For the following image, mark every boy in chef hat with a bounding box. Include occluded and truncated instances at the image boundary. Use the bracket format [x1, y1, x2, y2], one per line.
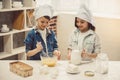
[25, 5, 60, 60]
[68, 4, 101, 60]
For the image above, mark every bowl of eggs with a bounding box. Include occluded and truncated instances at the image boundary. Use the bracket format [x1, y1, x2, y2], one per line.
[41, 56, 57, 67]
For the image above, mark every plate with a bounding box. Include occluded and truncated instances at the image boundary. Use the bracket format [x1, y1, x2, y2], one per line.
[69, 60, 93, 65]
[80, 60, 93, 64]
[66, 69, 80, 74]
[84, 71, 95, 77]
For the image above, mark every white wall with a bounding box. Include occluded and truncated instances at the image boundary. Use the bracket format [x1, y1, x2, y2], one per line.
[95, 17, 120, 61]
[90, 0, 120, 16]
[57, 14, 120, 61]
[57, 13, 75, 60]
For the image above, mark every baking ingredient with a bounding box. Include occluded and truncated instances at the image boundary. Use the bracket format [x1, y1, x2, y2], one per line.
[66, 64, 80, 74]
[41, 56, 57, 67]
[84, 71, 95, 77]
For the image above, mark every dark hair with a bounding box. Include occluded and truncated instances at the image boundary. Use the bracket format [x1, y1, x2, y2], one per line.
[75, 17, 95, 31]
[51, 16, 57, 19]
[44, 16, 50, 20]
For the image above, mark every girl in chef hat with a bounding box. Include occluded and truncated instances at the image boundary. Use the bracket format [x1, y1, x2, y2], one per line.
[68, 4, 101, 60]
[24, 5, 60, 60]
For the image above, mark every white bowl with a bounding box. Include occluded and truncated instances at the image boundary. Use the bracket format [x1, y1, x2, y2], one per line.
[66, 64, 80, 74]
[12, 5, 23, 8]
[13, 2, 22, 5]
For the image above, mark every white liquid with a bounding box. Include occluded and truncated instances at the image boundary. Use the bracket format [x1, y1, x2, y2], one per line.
[71, 50, 81, 65]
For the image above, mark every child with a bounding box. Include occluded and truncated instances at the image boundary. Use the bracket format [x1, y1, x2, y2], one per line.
[24, 5, 60, 60]
[68, 5, 101, 60]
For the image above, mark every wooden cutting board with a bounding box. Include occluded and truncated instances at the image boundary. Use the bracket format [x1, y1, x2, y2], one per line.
[13, 11, 24, 30]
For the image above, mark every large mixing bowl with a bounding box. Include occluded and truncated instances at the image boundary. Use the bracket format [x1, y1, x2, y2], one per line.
[41, 56, 57, 67]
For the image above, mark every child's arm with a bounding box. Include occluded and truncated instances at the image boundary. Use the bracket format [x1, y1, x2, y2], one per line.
[26, 42, 43, 57]
[52, 32, 61, 59]
[87, 53, 97, 58]
[81, 35, 101, 59]
[67, 48, 72, 60]
[81, 49, 97, 59]
[94, 34, 101, 54]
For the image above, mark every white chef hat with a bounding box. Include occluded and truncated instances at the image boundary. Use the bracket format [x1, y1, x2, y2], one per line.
[34, 4, 54, 20]
[76, 4, 94, 26]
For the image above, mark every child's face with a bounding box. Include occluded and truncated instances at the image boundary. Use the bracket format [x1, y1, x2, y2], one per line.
[37, 17, 49, 30]
[76, 18, 89, 32]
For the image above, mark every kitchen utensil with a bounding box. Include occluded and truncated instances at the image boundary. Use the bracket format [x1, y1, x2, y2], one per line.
[13, 12, 24, 30]
[12, 1, 23, 8]
[10, 61, 33, 77]
[84, 71, 95, 77]
[71, 50, 82, 65]
[96, 53, 109, 74]
[1, 24, 10, 32]
[41, 56, 57, 67]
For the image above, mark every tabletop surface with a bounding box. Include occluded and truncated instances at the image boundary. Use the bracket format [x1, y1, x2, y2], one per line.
[0, 60, 120, 80]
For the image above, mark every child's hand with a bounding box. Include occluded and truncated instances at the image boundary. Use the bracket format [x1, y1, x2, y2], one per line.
[81, 49, 88, 58]
[36, 42, 43, 52]
[67, 53, 71, 60]
[53, 50, 61, 60]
